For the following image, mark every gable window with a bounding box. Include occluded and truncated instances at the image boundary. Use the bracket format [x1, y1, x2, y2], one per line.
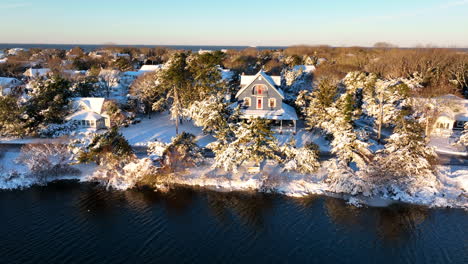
[253, 85, 267, 96]
[244, 97, 251, 107]
[269, 98, 276, 108]
[257, 98, 263, 109]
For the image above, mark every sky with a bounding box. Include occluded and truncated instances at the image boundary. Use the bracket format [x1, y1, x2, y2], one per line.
[0, 0, 467, 47]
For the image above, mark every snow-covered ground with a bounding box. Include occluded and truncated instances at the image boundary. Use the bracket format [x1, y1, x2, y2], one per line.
[429, 136, 468, 156]
[120, 112, 331, 151]
[120, 112, 215, 147]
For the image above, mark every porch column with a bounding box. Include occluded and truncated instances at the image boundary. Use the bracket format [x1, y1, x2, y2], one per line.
[293, 120, 296, 134]
[280, 120, 283, 134]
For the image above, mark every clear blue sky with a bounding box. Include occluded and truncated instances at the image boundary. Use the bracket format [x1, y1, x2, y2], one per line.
[1, 0, 467, 47]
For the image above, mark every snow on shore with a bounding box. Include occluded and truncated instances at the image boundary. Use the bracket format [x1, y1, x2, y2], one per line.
[1, 144, 466, 209]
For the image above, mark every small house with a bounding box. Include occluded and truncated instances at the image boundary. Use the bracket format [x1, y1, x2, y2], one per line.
[66, 97, 110, 130]
[0, 77, 22, 96]
[432, 94, 468, 137]
[233, 70, 298, 132]
[24, 68, 51, 79]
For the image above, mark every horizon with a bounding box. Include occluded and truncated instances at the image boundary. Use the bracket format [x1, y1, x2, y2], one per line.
[1, 0, 467, 47]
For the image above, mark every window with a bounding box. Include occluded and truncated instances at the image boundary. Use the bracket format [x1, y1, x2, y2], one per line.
[254, 85, 267, 96]
[257, 98, 263, 109]
[244, 97, 251, 107]
[269, 98, 276, 108]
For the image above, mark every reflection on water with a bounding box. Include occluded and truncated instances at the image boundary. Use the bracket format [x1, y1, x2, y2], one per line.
[0, 181, 466, 264]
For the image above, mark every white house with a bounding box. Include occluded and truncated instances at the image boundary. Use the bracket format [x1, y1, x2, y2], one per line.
[432, 94, 468, 137]
[24, 68, 51, 78]
[0, 77, 22, 96]
[66, 97, 110, 130]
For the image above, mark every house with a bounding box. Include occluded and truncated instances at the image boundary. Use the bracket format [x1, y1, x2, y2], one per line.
[66, 97, 110, 130]
[293, 65, 316, 73]
[432, 94, 468, 137]
[233, 70, 298, 132]
[24, 68, 51, 78]
[0, 77, 22, 96]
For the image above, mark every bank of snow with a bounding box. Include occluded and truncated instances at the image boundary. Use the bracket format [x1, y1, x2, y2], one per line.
[1, 147, 466, 209]
[159, 160, 467, 209]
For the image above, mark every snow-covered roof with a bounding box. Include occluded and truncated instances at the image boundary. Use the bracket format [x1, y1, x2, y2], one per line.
[139, 64, 163, 73]
[71, 97, 105, 114]
[63, 70, 87, 76]
[293, 65, 316, 73]
[0, 77, 21, 87]
[66, 110, 104, 121]
[218, 67, 234, 81]
[432, 94, 468, 122]
[98, 69, 121, 78]
[240, 70, 281, 87]
[0, 58, 7, 64]
[232, 102, 298, 120]
[24, 68, 51, 77]
[237, 70, 284, 99]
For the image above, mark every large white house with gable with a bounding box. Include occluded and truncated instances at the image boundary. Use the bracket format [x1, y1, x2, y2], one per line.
[232, 70, 298, 133]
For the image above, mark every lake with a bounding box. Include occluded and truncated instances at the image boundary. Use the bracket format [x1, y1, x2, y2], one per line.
[0, 181, 466, 264]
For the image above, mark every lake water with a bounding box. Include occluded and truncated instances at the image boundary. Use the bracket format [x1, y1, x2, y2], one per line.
[0, 181, 466, 264]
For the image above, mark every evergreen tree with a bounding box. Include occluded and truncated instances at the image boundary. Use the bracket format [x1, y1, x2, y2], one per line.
[161, 132, 203, 172]
[77, 127, 134, 165]
[0, 95, 26, 136]
[152, 52, 193, 134]
[184, 94, 232, 134]
[374, 116, 437, 180]
[209, 118, 280, 172]
[25, 75, 72, 129]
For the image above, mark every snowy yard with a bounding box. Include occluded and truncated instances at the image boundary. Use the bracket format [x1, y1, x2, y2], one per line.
[120, 112, 215, 147]
[120, 112, 331, 151]
[429, 136, 468, 156]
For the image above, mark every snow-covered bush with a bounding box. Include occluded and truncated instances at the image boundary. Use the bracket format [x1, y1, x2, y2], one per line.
[282, 139, 320, 174]
[86, 157, 157, 190]
[147, 140, 167, 162]
[161, 132, 203, 172]
[16, 143, 79, 183]
[39, 122, 78, 138]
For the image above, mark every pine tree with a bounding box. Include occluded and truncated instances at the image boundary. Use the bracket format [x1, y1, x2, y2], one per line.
[209, 118, 281, 172]
[375, 116, 437, 180]
[0, 95, 26, 136]
[152, 52, 192, 134]
[25, 75, 72, 130]
[161, 132, 203, 172]
[184, 94, 232, 134]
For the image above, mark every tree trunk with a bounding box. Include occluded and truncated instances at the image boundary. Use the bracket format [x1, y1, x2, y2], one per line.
[377, 92, 384, 143]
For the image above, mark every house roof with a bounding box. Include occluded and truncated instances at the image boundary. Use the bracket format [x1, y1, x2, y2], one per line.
[66, 110, 104, 121]
[433, 94, 468, 122]
[0, 77, 20, 87]
[236, 70, 284, 99]
[139, 64, 163, 72]
[71, 97, 105, 114]
[24, 68, 51, 77]
[293, 65, 316, 73]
